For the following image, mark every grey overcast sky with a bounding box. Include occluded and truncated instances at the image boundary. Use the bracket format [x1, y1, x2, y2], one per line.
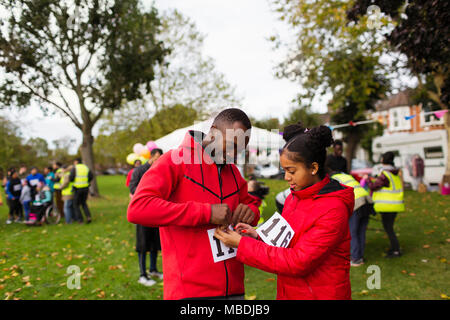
[1, 0, 312, 150]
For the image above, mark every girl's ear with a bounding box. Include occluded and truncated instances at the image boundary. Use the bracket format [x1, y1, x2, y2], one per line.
[310, 162, 319, 176]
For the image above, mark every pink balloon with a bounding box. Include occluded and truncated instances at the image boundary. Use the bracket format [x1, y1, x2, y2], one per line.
[133, 143, 145, 155]
[146, 141, 158, 151]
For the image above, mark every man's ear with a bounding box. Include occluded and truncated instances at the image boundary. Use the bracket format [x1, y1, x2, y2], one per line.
[204, 130, 215, 144]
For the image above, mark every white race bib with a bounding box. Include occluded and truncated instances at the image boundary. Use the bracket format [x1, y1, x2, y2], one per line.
[13, 184, 22, 192]
[207, 227, 237, 263]
[29, 179, 39, 186]
[256, 212, 295, 248]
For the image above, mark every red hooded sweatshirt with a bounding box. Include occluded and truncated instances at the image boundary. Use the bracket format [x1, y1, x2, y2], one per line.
[237, 175, 354, 300]
[127, 130, 260, 300]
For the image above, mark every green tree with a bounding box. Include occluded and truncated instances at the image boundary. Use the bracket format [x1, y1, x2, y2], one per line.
[270, 0, 390, 166]
[348, 0, 450, 180]
[325, 47, 389, 169]
[93, 9, 241, 167]
[94, 104, 198, 167]
[250, 117, 282, 131]
[27, 137, 49, 159]
[0, 116, 55, 173]
[0, 116, 24, 173]
[282, 105, 321, 129]
[0, 0, 167, 195]
[140, 9, 241, 118]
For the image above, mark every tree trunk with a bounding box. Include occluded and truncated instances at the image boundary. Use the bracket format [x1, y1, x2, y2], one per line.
[344, 132, 359, 173]
[80, 126, 100, 197]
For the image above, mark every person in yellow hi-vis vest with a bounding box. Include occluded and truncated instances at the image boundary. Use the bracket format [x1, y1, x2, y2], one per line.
[69, 158, 93, 224]
[60, 165, 75, 224]
[326, 161, 376, 267]
[363, 151, 404, 259]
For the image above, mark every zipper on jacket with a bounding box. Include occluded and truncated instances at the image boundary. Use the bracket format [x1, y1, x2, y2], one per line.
[217, 165, 229, 297]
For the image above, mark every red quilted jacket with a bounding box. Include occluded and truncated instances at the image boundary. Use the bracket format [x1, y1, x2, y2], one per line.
[237, 175, 354, 300]
[127, 130, 260, 300]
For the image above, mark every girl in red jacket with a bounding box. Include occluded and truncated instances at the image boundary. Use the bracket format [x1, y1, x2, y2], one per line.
[215, 122, 355, 300]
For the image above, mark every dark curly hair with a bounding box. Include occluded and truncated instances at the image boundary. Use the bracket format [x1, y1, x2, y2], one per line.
[213, 108, 252, 130]
[281, 122, 334, 179]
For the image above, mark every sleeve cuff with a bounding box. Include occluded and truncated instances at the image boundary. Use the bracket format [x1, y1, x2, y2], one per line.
[236, 236, 257, 263]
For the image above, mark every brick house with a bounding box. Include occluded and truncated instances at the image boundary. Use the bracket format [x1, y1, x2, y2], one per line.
[370, 89, 447, 187]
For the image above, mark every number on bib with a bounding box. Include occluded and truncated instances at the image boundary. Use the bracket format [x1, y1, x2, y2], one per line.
[207, 227, 237, 263]
[256, 212, 295, 248]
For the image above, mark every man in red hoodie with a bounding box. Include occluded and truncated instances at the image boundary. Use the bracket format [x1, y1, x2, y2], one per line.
[127, 108, 261, 300]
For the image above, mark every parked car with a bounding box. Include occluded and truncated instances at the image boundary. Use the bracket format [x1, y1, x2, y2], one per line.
[117, 168, 128, 175]
[254, 164, 282, 179]
[103, 168, 117, 175]
[350, 159, 372, 182]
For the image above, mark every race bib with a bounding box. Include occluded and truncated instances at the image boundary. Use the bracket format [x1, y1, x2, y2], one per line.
[13, 184, 22, 192]
[256, 212, 295, 248]
[29, 179, 39, 186]
[207, 227, 237, 263]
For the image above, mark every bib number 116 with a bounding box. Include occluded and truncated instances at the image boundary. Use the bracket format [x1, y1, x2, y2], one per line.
[256, 212, 294, 248]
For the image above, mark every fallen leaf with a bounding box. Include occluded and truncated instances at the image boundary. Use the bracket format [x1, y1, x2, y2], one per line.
[4, 292, 14, 300]
[423, 244, 430, 249]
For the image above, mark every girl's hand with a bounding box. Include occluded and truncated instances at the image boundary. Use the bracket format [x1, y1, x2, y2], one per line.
[214, 226, 242, 248]
[235, 222, 258, 239]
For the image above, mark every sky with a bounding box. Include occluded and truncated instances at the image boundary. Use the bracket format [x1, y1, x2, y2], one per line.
[0, 0, 315, 150]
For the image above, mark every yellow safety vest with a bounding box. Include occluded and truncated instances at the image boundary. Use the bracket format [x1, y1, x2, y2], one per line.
[74, 164, 90, 189]
[332, 173, 369, 200]
[61, 172, 74, 196]
[372, 171, 405, 213]
[53, 168, 63, 190]
[257, 199, 267, 226]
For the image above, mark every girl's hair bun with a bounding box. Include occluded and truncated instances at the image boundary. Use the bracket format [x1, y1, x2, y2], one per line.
[282, 121, 305, 142]
[308, 125, 334, 149]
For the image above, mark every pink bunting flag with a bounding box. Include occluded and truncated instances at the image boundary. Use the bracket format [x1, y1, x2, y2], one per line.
[433, 110, 448, 119]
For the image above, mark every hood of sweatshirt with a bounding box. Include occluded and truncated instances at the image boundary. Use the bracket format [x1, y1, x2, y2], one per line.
[291, 175, 355, 218]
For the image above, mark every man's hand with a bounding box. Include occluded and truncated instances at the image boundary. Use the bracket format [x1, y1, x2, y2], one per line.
[210, 203, 232, 226]
[231, 203, 255, 227]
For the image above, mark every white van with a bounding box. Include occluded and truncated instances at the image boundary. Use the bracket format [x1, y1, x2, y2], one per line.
[372, 130, 448, 188]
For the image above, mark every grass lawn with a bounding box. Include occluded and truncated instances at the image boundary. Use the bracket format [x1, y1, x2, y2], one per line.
[0, 175, 448, 300]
